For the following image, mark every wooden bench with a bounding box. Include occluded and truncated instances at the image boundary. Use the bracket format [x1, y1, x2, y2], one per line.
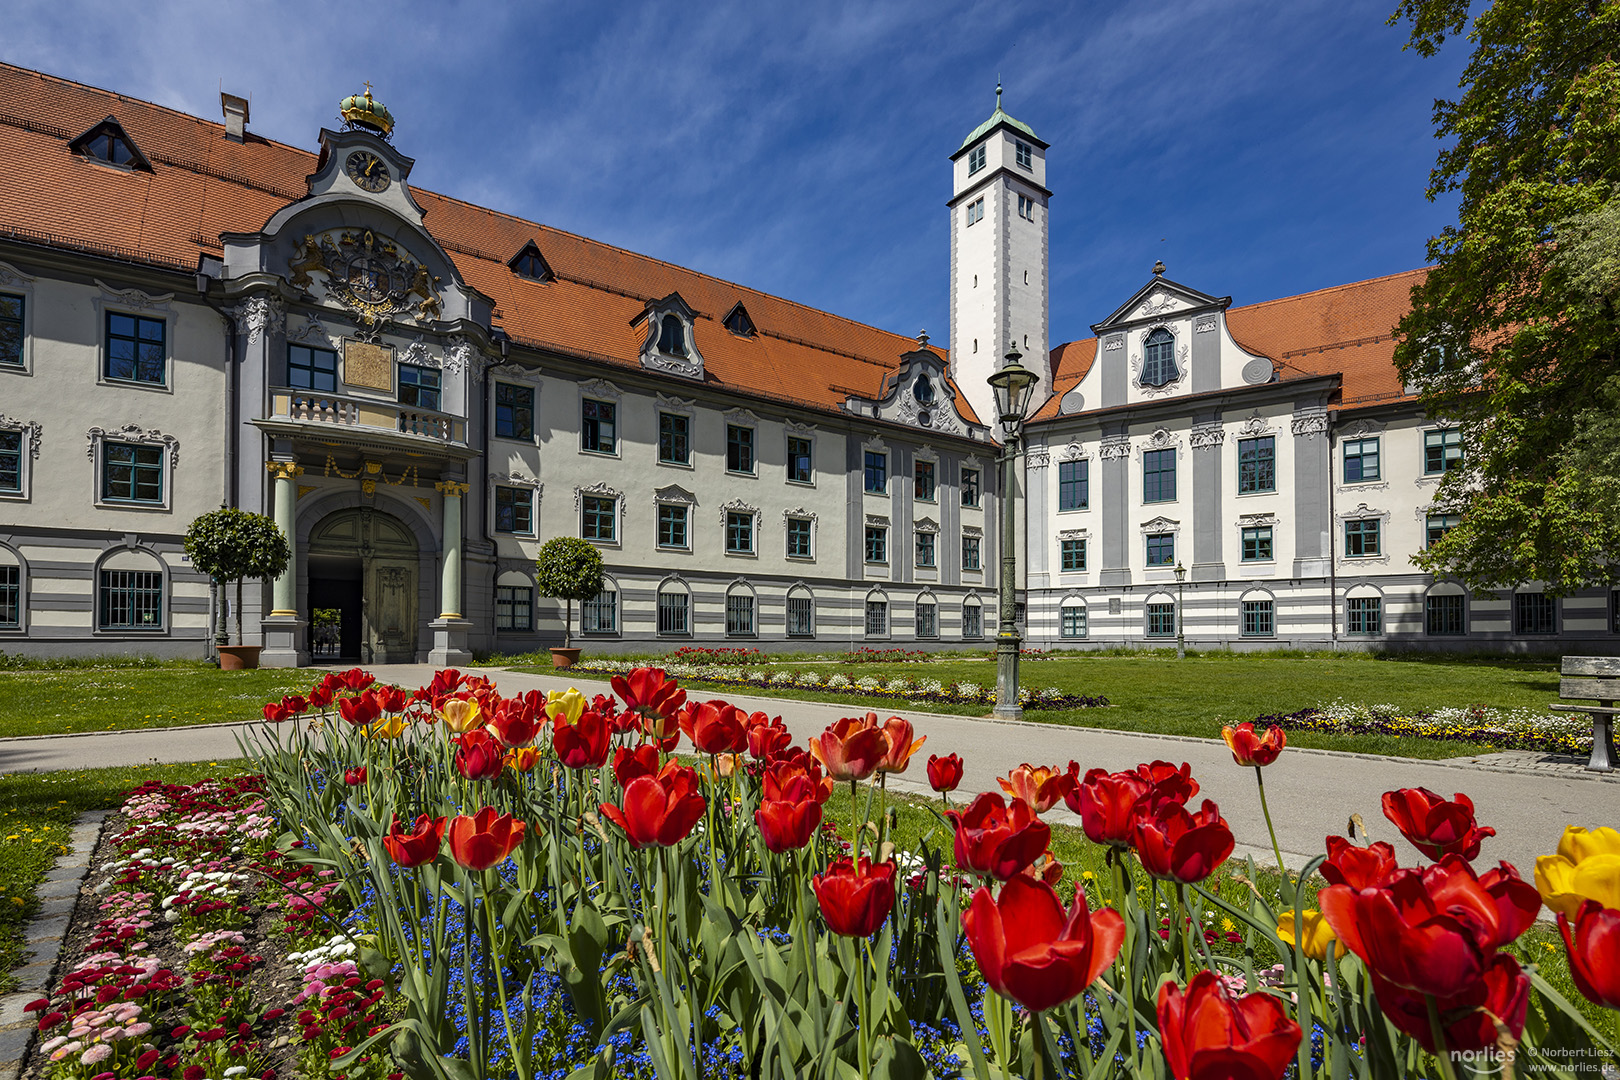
[1552, 656, 1620, 772]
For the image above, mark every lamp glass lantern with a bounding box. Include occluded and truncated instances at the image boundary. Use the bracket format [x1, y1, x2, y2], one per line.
[987, 349, 1038, 435]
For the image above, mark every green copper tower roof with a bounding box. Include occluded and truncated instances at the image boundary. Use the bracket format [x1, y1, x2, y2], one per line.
[956, 83, 1039, 154]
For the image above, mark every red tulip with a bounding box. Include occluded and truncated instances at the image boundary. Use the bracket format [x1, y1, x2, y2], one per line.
[680, 700, 750, 756]
[1476, 861, 1542, 950]
[455, 729, 505, 781]
[599, 765, 707, 848]
[488, 698, 544, 748]
[552, 709, 611, 770]
[1133, 799, 1235, 885]
[1321, 836, 1399, 890]
[308, 684, 335, 709]
[1135, 760, 1200, 805]
[1221, 722, 1287, 767]
[424, 668, 467, 702]
[343, 767, 366, 786]
[384, 814, 445, 867]
[1560, 900, 1620, 1010]
[1368, 952, 1530, 1052]
[446, 807, 526, 871]
[946, 792, 1051, 880]
[763, 756, 833, 804]
[963, 875, 1124, 1013]
[337, 694, 381, 726]
[755, 776, 824, 853]
[746, 715, 793, 760]
[875, 715, 926, 774]
[281, 693, 309, 715]
[1158, 969, 1303, 1080]
[808, 715, 888, 782]
[613, 744, 662, 788]
[611, 667, 687, 720]
[642, 705, 682, 751]
[1381, 787, 1495, 862]
[262, 702, 293, 723]
[927, 753, 964, 793]
[1067, 767, 1151, 848]
[374, 685, 409, 713]
[813, 856, 896, 937]
[997, 764, 1074, 815]
[337, 667, 375, 692]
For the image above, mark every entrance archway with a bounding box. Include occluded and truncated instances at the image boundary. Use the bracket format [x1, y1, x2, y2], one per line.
[306, 508, 419, 663]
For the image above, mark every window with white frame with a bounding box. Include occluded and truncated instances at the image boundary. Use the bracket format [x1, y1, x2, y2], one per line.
[99, 568, 163, 630]
[494, 487, 533, 535]
[914, 460, 936, 502]
[0, 294, 24, 368]
[398, 365, 440, 411]
[726, 424, 755, 474]
[105, 312, 166, 385]
[1343, 437, 1380, 482]
[864, 599, 888, 636]
[658, 412, 690, 465]
[1146, 602, 1176, 637]
[1058, 460, 1088, 511]
[1015, 140, 1032, 169]
[495, 383, 534, 441]
[1018, 194, 1036, 221]
[864, 451, 887, 494]
[1145, 532, 1175, 567]
[915, 531, 936, 568]
[787, 436, 813, 483]
[1424, 429, 1463, 475]
[288, 344, 338, 393]
[0, 561, 19, 629]
[1426, 592, 1466, 636]
[581, 399, 616, 454]
[102, 442, 165, 505]
[1061, 604, 1087, 638]
[1346, 596, 1382, 636]
[1141, 328, 1179, 387]
[963, 536, 981, 571]
[657, 314, 687, 356]
[961, 466, 981, 507]
[968, 145, 986, 174]
[1426, 513, 1460, 549]
[865, 525, 887, 564]
[1143, 449, 1176, 503]
[786, 516, 814, 559]
[1241, 598, 1275, 637]
[1237, 437, 1276, 494]
[658, 504, 689, 549]
[1344, 519, 1380, 557]
[726, 590, 756, 636]
[581, 496, 616, 543]
[0, 430, 22, 495]
[786, 590, 814, 637]
[966, 198, 984, 226]
[581, 588, 618, 634]
[962, 600, 982, 638]
[495, 585, 533, 631]
[726, 511, 755, 555]
[657, 582, 691, 635]
[1060, 538, 1086, 572]
[1241, 526, 1273, 562]
[916, 600, 938, 638]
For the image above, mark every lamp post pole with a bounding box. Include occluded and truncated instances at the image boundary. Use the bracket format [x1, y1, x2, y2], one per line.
[988, 345, 1038, 721]
[1175, 561, 1187, 660]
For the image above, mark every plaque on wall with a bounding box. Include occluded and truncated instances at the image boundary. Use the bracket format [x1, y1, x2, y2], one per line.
[344, 339, 395, 392]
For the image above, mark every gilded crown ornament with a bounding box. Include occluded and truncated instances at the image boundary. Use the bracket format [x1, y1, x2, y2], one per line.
[339, 82, 395, 137]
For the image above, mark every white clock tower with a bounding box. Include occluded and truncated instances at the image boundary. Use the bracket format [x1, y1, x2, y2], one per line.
[948, 86, 1051, 425]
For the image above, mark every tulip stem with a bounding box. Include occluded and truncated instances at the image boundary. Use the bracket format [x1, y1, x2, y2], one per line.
[1174, 884, 1193, 978]
[1112, 855, 1140, 1073]
[1255, 766, 1287, 884]
[856, 937, 872, 1080]
[1425, 994, 1458, 1080]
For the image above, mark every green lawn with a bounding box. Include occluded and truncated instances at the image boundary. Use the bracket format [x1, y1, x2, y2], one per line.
[0, 664, 315, 738]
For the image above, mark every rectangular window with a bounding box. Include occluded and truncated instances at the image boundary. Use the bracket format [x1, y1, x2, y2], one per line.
[657, 591, 689, 635]
[961, 467, 981, 507]
[1060, 538, 1086, 572]
[98, 569, 162, 630]
[1426, 513, 1460, 549]
[1145, 532, 1175, 567]
[1241, 526, 1274, 562]
[1017, 194, 1036, 222]
[494, 486, 533, 534]
[963, 604, 982, 638]
[962, 536, 981, 571]
[786, 595, 814, 637]
[864, 451, 887, 494]
[1344, 519, 1381, 557]
[968, 145, 986, 174]
[1427, 594, 1466, 636]
[865, 526, 887, 564]
[581, 399, 616, 453]
[1424, 429, 1463, 475]
[0, 564, 17, 628]
[787, 436, 813, 483]
[657, 504, 689, 549]
[1241, 599, 1275, 637]
[0, 430, 20, 493]
[1061, 605, 1087, 638]
[1015, 141, 1032, 169]
[915, 532, 936, 568]
[1058, 459, 1089, 511]
[916, 602, 937, 638]
[1146, 602, 1176, 637]
[659, 412, 690, 465]
[1514, 593, 1556, 635]
[0, 293, 23, 367]
[495, 383, 535, 441]
[495, 586, 533, 631]
[914, 460, 936, 501]
[865, 600, 888, 636]
[288, 344, 338, 393]
[1346, 596, 1382, 636]
[726, 425, 755, 474]
[398, 365, 441, 411]
[726, 594, 755, 636]
[1237, 436, 1276, 494]
[1143, 448, 1176, 503]
[966, 197, 984, 226]
[725, 511, 755, 554]
[102, 442, 163, 504]
[104, 312, 165, 385]
[1343, 437, 1380, 483]
[786, 517, 813, 559]
[582, 496, 616, 542]
[581, 590, 617, 634]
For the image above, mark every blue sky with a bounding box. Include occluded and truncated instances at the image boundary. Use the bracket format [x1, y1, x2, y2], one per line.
[3, 0, 1468, 351]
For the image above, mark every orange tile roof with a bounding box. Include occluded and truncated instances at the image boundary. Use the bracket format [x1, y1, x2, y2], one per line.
[0, 62, 982, 429]
[1030, 266, 1427, 423]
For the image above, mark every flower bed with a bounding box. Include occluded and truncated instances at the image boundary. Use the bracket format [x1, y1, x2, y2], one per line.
[1254, 699, 1594, 756]
[566, 657, 1110, 709]
[837, 647, 931, 664]
[666, 646, 766, 666]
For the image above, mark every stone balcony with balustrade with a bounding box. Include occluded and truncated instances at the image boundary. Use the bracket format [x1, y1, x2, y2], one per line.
[255, 389, 478, 460]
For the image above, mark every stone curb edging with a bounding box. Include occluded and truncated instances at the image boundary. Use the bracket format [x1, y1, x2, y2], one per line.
[0, 810, 109, 1080]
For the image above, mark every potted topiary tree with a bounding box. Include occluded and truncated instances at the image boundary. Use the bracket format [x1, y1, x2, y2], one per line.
[535, 536, 604, 669]
[184, 507, 290, 671]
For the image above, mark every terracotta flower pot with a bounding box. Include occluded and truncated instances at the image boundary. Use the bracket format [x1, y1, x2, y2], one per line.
[550, 647, 582, 669]
[218, 645, 263, 671]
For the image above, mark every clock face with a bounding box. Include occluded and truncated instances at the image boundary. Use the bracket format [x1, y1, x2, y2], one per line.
[345, 151, 390, 193]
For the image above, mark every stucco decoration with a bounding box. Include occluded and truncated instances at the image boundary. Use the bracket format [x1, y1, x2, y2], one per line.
[1291, 407, 1330, 439]
[784, 419, 817, 437]
[636, 294, 705, 380]
[0, 416, 41, 458]
[1237, 512, 1278, 527]
[1139, 515, 1181, 535]
[1026, 447, 1050, 469]
[1241, 358, 1274, 386]
[573, 481, 624, 518]
[722, 407, 760, 427]
[96, 281, 173, 312]
[1130, 324, 1189, 397]
[1236, 412, 1275, 438]
[1337, 502, 1391, 523]
[781, 507, 818, 524]
[1057, 527, 1088, 540]
[0, 261, 36, 287]
[232, 296, 285, 344]
[1136, 291, 1178, 318]
[486, 361, 540, 383]
[864, 513, 890, 527]
[443, 335, 480, 379]
[1134, 428, 1184, 460]
[655, 393, 696, 416]
[915, 517, 939, 534]
[861, 434, 889, 456]
[1340, 418, 1385, 438]
[287, 312, 336, 347]
[1059, 386, 1085, 415]
[86, 424, 178, 466]
[1189, 424, 1225, 451]
[718, 498, 760, 526]
[1102, 334, 1125, 353]
[913, 444, 940, 464]
[400, 336, 437, 369]
[494, 472, 543, 495]
[1194, 315, 1218, 333]
[961, 524, 983, 537]
[1059, 441, 1086, 462]
[578, 378, 622, 402]
[1099, 436, 1132, 461]
[495, 558, 535, 576]
[284, 229, 443, 335]
[654, 485, 697, 506]
[894, 392, 961, 435]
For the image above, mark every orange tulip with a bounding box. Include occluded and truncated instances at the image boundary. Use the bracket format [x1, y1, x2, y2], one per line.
[875, 715, 926, 774]
[808, 714, 888, 782]
[997, 763, 1074, 814]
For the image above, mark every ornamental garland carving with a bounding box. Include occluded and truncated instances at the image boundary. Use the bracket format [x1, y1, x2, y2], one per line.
[1059, 441, 1086, 462]
[1099, 436, 1132, 461]
[287, 312, 336, 347]
[654, 485, 697, 506]
[493, 473, 543, 496]
[1025, 447, 1050, 469]
[781, 507, 818, 524]
[579, 378, 622, 402]
[0, 416, 41, 458]
[1291, 408, 1330, 439]
[894, 393, 961, 435]
[0, 261, 36, 287]
[1133, 428, 1183, 460]
[96, 280, 173, 312]
[87, 425, 178, 466]
[1139, 515, 1181, 534]
[443, 336, 479, 378]
[655, 393, 696, 415]
[573, 481, 624, 516]
[1336, 502, 1391, 523]
[1189, 424, 1225, 451]
[285, 229, 443, 337]
[717, 498, 760, 525]
[1340, 418, 1385, 438]
[1235, 411, 1275, 437]
[784, 419, 817, 437]
[232, 296, 285, 344]
[915, 517, 939, 534]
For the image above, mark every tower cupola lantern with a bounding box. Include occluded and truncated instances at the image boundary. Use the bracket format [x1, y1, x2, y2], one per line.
[339, 83, 395, 138]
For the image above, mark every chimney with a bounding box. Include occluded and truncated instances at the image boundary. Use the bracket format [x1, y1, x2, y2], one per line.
[221, 92, 250, 142]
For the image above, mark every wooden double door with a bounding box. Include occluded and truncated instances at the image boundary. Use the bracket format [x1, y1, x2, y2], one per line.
[307, 509, 419, 664]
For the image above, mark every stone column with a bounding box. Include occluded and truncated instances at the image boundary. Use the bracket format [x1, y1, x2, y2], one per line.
[259, 460, 307, 668]
[429, 479, 473, 666]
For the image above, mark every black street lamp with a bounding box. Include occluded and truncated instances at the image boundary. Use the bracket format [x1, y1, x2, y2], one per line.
[1174, 561, 1187, 660]
[988, 345, 1039, 720]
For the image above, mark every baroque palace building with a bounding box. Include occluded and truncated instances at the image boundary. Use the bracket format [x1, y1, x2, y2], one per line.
[0, 63, 1612, 663]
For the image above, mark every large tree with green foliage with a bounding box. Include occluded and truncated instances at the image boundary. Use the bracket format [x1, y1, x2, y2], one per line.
[183, 508, 290, 647]
[1391, 0, 1620, 594]
[535, 536, 604, 649]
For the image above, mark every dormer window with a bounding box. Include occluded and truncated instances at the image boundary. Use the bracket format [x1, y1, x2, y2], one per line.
[968, 145, 986, 174]
[658, 314, 687, 356]
[508, 242, 552, 282]
[69, 117, 150, 171]
[637, 293, 704, 379]
[1142, 328, 1179, 387]
[723, 303, 756, 337]
[912, 374, 935, 405]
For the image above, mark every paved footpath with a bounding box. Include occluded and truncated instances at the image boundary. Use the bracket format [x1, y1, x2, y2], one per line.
[1, 663, 1614, 879]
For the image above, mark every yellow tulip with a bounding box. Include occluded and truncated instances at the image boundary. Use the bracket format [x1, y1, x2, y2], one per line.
[440, 698, 482, 733]
[505, 746, 542, 773]
[1277, 909, 1344, 961]
[1535, 825, 1620, 918]
[546, 688, 587, 725]
[368, 713, 406, 740]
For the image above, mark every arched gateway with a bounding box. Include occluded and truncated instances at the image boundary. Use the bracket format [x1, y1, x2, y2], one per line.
[305, 508, 419, 663]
